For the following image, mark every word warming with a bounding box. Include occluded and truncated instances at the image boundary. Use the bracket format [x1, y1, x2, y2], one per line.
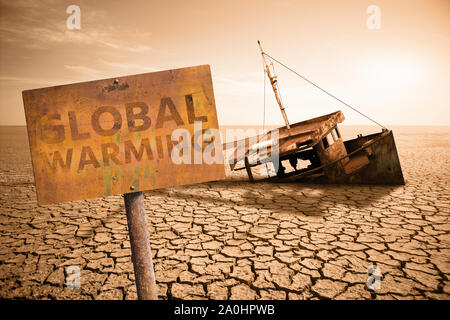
[23, 65, 225, 205]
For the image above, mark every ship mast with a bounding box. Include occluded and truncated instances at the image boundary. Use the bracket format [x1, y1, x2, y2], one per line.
[258, 40, 291, 134]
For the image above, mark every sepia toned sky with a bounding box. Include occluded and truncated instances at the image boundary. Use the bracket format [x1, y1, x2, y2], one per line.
[0, 0, 449, 126]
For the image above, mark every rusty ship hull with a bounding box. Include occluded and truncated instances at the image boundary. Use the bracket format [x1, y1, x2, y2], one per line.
[226, 111, 405, 186]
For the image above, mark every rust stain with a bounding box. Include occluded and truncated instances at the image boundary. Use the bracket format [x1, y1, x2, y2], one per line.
[103, 82, 130, 93]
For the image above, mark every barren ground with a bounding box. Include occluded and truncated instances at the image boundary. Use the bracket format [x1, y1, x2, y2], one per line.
[0, 126, 449, 300]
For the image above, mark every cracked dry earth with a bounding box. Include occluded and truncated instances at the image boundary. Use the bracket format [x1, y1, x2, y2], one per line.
[0, 126, 449, 300]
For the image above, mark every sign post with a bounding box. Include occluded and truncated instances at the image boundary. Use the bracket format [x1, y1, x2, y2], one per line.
[22, 65, 225, 300]
[124, 191, 158, 300]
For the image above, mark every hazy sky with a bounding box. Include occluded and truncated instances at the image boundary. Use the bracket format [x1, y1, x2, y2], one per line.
[0, 0, 449, 126]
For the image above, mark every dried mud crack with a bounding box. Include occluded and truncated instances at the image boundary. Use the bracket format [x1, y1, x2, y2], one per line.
[0, 127, 449, 299]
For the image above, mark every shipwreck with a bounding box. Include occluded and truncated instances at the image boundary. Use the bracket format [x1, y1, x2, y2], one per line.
[224, 41, 405, 185]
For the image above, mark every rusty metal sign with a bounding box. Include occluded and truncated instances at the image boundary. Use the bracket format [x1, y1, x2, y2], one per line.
[23, 65, 225, 205]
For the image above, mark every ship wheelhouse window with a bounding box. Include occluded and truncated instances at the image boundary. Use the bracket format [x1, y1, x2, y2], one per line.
[334, 127, 340, 139]
[331, 128, 338, 141]
[322, 137, 329, 149]
[330, 127, 341, 142]
[327, 133, 334, 146]
[322, 131, 335, 149]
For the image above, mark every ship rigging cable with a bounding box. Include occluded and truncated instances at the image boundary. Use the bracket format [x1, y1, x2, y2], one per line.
[261, 51, 387, 130]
